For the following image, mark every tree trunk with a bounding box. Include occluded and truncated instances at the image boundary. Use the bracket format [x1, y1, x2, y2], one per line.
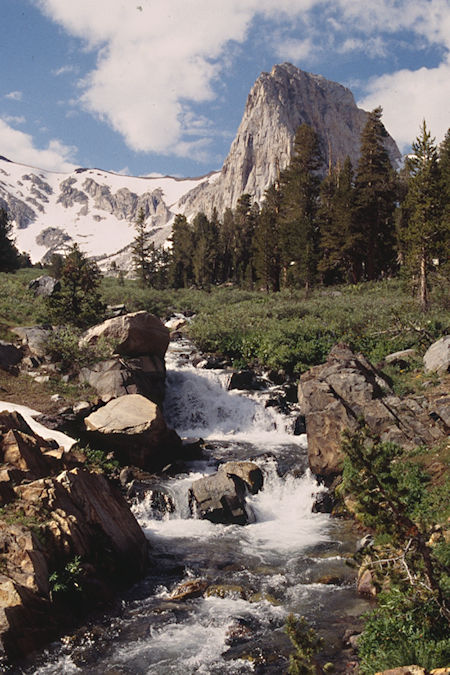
[419, 251, 428, 312]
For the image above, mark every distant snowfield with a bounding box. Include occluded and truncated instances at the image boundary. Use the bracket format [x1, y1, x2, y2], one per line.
[0, 156, 219, 263]
[0, 401, 75, 450]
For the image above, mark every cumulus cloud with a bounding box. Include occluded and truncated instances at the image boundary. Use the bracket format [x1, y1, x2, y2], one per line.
[33, 0, 450, 157]
[4, 91, 23, 101]
[358, 57, 450, 151]
[0, 118, 77, 171]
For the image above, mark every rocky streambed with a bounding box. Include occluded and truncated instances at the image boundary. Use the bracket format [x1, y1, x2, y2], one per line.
[2, 309, 447, 673]
[2, 336, 371, 674]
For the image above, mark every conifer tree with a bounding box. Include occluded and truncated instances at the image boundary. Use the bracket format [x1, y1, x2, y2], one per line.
[131, 208, 152, 286]
[0, 208, 20, 273]
[168, 214, 194, 288]
[401, 121, 444, 310]
[232, 194, 257, 285]
[46, 244, 104, 327]
[318, 157, 360, 283]
[192, 212, 218, 288]
[354, 107, 398, 280]
[253, 183, 282, 291]
[278, 124, 322, 290]
[439, 128, 450, 232]
[217, 208, 235, 283]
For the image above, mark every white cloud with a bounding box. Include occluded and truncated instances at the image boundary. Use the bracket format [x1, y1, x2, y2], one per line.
[358, 57, 450, 151]
[0, 118, 77, 171]
[33, 0, 450, 157]
[2, 114, 26, 125]
[4, 91, 23, 101]
[52, 64, 78, 76]
[275, 37, 316, 62]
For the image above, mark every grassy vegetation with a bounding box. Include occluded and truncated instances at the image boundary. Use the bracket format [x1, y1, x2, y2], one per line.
[2, 269, 449, 377]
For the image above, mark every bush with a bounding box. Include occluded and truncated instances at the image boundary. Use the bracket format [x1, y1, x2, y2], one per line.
[358, 588, 450, 673]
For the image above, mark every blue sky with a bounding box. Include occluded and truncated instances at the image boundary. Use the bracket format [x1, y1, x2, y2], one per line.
[1, 0, 449, 177]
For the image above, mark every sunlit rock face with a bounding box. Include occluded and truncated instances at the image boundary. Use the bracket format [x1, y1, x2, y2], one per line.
[179, 62, 401, 217]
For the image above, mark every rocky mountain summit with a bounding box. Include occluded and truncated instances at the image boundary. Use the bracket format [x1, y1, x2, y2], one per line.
[179, 63, 401, 217]
[3, 63, 401, 263]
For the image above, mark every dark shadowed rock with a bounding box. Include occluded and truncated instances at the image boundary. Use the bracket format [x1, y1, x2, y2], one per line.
[218, 461, 263, 494]
[190, 471, 249, 525]
[11, 326, 52, 359]
[79, 354, 166, 405]
[227, 370, 263, 391]
[0, 342, 22, 373]
[190, 461, 263, 525]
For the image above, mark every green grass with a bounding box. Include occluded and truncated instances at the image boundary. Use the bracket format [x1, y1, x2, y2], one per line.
[2, 270, 449, 375]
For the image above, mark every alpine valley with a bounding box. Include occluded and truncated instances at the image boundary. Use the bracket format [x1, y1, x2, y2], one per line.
[1, 63, 401, 268]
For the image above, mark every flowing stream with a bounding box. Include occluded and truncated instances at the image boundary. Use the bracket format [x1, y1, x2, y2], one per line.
[17, 337, 368, 674]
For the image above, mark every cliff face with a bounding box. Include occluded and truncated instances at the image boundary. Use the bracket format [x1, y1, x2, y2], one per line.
[179, 63, 401, 217]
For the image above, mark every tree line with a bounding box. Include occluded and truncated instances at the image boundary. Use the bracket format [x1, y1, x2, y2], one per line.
[1, 108, 448, 313]
[133, 108, 449, 310]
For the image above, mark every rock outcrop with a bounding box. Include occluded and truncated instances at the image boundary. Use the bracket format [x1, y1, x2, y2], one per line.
[4, 64, 402, 265]
[28, 275, 61, 298]
[0, 412, 148, 659]
[84, 394, 181, 469]
[11, 325, 52, 359]
[80, 311, 170, 360]
[298, 344, 447, 479]
[180, 62, 401, 217]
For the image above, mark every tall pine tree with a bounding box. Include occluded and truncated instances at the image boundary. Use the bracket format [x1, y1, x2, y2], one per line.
[168, 214, 194, 288]
[354, 107, 397, 280]
[278, 124, 322, 290]
[131, 208, 153, 287]
[192, 212, 218, 288]
[318, 157, 360, 283]
[253, 183, 282, 291]
[401, 121, 444, 310]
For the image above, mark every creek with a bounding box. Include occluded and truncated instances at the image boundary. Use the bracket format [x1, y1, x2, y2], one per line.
[17, 337, 369, 674]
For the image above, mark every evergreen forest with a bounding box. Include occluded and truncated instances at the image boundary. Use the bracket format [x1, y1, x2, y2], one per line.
[131, 112, 449, 313]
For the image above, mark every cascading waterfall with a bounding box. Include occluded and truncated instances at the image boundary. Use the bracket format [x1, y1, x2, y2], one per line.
[22, 337, 366, 675]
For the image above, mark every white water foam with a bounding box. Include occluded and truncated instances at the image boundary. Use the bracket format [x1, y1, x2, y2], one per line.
[164, 362, 298, 442]
[133, 459, 329, 563]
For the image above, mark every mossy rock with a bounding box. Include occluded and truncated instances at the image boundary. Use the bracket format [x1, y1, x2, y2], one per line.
[205, 584, 246, 599]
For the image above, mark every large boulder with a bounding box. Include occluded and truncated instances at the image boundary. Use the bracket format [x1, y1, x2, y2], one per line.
[28, 275, 60, 298]
[84, 394, 181, 469]
[0, 413, 148, 659]
[190, 461, 263, 525]
[11, 326, 52, 359]
[0, 468, 147, 658]
[79, 354, 166, 405]
[218, 461, 264, 494]
[423, 335, 450, 374]
[80, 311, 170, 359]
[298, 344, 447, 479]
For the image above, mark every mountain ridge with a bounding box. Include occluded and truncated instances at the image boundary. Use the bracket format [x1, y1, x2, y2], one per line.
[1, 63, 401, 265]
